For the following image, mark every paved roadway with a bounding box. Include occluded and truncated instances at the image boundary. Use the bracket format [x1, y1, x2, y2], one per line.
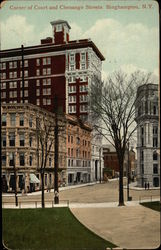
[2, 179, 160, 249]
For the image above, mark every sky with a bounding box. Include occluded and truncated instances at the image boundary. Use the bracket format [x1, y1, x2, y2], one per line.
[0, 0, 159, 82]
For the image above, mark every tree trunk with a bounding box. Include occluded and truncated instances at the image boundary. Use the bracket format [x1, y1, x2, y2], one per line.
[41, 172, 45, 208]
[118, 161, 125, 206]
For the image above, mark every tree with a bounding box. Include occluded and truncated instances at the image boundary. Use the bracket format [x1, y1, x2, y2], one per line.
[36, 107, 66, 208]
[36, 115, 55, 208]
[89, 70, 151, 206]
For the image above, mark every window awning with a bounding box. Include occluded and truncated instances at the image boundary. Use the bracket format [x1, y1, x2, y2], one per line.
[30, 173, 40, 184]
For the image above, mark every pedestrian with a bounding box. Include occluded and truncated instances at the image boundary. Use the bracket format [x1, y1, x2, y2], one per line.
[144, 182, 147, 190]
[147, 182, 150, 189]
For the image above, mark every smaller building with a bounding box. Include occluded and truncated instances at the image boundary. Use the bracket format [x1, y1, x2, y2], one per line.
[103, 145, 136, 180]
[66, 116, 92, 185]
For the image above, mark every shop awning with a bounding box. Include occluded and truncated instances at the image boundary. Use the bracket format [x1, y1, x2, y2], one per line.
[30, 173, 40, 184]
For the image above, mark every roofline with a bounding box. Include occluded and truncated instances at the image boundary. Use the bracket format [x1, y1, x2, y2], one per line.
[0, 40, 105, 61]
[50, 20, 71, 29]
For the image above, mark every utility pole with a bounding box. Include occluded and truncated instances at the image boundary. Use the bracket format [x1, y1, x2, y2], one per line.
[127, 140, 130, 201]
[21, 45, 25, 103]
[13, 155, 18, 206]
[54, 95, 59, 204]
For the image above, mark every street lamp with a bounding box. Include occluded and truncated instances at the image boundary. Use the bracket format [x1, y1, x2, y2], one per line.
[127, 140, 130, 201]
[13, 155, 18, 206]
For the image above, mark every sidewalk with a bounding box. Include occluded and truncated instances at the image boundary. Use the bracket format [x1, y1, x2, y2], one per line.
[71, 203, 160, 249]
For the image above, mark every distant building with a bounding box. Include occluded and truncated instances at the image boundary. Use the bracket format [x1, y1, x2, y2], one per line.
[135, 83, 160, 187]
[1, 103, 92, 193]
[103, 145, 136, 180]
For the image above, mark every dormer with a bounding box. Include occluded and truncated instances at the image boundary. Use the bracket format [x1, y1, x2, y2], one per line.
[50, 20, 71, 45]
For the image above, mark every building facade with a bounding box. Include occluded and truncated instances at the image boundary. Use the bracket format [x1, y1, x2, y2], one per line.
[135, 83, 160, 187]
[0, 20, 105, 184]
[0, 20, 105, 122]
[1, 103, 92, 192]
[66, 116, 92, 185]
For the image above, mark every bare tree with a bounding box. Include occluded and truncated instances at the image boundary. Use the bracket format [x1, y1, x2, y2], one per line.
[36, 115, 55, 208]
[89, 70, 152, 206]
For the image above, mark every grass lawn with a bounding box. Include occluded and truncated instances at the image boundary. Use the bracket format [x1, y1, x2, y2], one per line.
[140, 201, 160, 212]
[2, 207, 117, 250]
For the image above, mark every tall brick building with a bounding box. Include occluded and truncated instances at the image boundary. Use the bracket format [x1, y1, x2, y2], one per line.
[0, 20, 105, 121]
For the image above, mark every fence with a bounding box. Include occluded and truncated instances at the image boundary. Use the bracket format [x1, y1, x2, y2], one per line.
[139, 194, 160, 204]
[2, 200, 69, 209]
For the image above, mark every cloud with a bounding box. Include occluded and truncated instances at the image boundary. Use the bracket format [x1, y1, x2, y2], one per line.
[81, 18, 159, 74]
[70, 22, 83, 40]
[1, 15, 36, 49]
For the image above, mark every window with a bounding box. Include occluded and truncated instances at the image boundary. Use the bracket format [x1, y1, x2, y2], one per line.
[29, 117, 32, 127]
[21, 70, 28, 77]
[1, 62, 6, 70]
[43, 88, 51, 95]
[68, 159, 70, 167]
[43, 57, 51, 65]
[2, 114, 6, 126]
[70, 54, 75, 62]
[29, 136, 32, 147]
[20, 80, 28, 88]
[1, 72, 6, 79]
[68, 75, 76, 83]
[19, 134, 25, 146]
[29, 155, 32, 166]
[76, 137, 80, 145]
[9, 133, 15, 146]
[2, 135, 6, 147]
[19, 114, 24, 126]
[49, 157, 52, 167]
[71, 136, 73, 143]
[21, 90, 28, 97]
[36, 69, 40, 76]
[9, 61, 17, 69]
[153, 151, 158, 161]
[56, 24, 62, 31]
[9, 81, 17, 88]
[36, 99, 40, 105]
[141, 164, 144, 174]
[43, 78, 51, 85]
[2, 154, 6, 165]
[1, 82, 6, 89]
[36, 79, 40, 86]
[68, 105, 76, 113]
[153, 138, 158, 147]
[80, 105, 88, 112]
[153, 126, 158, 135]
[153, 164, 158, 174]
[80, 95, 88, 102]
[68, 85, 76, 93]
[43, 98, 51, 105]
[9, 153, 15, 166]
[80, 63, 86, 70]
[36, 58, 40, 66]
[24, 60, 28, 67]
[36, 89, 40, 96]
[43, 68, 51, 75]
[71, 148, 73, 157]
[10, 113, 16, 126]
[153, 105, 157, 115]
[68, 95, 76, 103]
[1, 91, 6, 98]
[9, 91, 17, 98]
[9, 72, 17, 79]
[20, 153, 25, 166]
[81, 52, 86, 61]
[68, 148, 70, 156]
[79, 85, 88, 92]
[70, 64, 75, 71]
